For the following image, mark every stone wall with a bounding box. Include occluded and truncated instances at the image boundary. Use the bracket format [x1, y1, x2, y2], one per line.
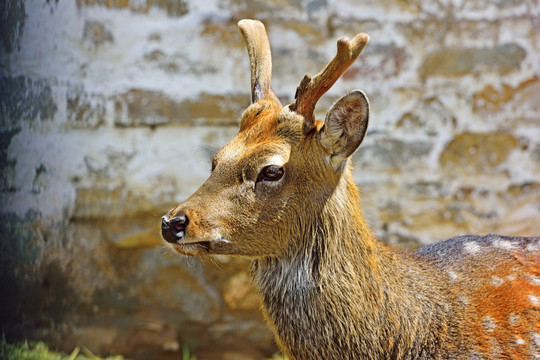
[1, 0, 539, 359]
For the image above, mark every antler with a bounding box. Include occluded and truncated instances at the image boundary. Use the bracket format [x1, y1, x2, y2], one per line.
[238, 19, 281, 105]
[290, 33, 369, 123]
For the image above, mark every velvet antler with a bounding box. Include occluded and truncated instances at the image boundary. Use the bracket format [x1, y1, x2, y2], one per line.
[290, 33, 369, 123]
[238, 19, 281, 105]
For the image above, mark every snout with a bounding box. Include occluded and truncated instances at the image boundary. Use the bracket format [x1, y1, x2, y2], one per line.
[161, 212, 189, 244]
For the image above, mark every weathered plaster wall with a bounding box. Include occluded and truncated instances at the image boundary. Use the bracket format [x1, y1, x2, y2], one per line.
[1, 0, 539, 359]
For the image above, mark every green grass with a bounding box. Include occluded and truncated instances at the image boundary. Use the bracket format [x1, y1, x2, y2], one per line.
[181, 344, 197, 360]
[267, 354, 288, 360]
[0, 338, 126, 360]
[1, 337, 287, 360]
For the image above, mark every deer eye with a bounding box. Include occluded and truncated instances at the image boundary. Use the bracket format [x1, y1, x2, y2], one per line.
[257, 165, 284, 182]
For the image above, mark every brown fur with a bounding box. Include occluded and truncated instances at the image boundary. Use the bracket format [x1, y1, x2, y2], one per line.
[162, 19, 540, 359]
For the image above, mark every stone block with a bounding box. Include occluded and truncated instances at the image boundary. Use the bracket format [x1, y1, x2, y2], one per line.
[439, 132, 518, 172]
[472, 78, 540, 120]
[76, 0, 188, 16]
[114, 89, 249, 127]
[533, 144, 540, 163]
[141, 265, 221, 324]
[345, 43, 409, 80]
[510, 79, 540, 124]
[141, 48, 218, 76]
[328, 17, 382, 39]
[473, 83, 515, 113]
[201, 19, 244, 49]
[66, 86, 106, 128]
[223, 272, 262, 311]
[73, 184, 171, 219]
[76, 0, 129, 9]
[420, 43, 526, 79]
[395, 97, 456, 135]
[82, 20, 114, 49]
[73, 186, 126, 219]
[206, 319, 275, 355]
[103, 219, 163, 249]
[498, 182, 540, 210]
[281, 20, 326, 46]
[222, 0, 304, 14]
[146, 0, 188, 17]
[396, 19, 449, 46]
[353, 137, 432, 171]
[462, 0, 528, 11]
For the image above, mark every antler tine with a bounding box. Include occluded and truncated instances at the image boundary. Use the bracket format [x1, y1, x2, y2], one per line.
[238, 19, 281, 105]
[291, 33, 369, 123]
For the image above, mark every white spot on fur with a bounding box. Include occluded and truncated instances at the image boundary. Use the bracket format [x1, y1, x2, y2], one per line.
[488, 338, 502, 357]
[458, 295, 469, 305]
[464, 241, 481, 254]
[516, 338, 525, 345]
[526, 239, 540, 251]
[447, 270, 458, 281]
[493, 239, 516, 250]
[483, 316, 496, 332]
[529, 275, 540, 286]
[533, 332, 540, 346]
[507, 273, 517, 281]
[491, 276, 504, 286]
[529, 294, 539, 306]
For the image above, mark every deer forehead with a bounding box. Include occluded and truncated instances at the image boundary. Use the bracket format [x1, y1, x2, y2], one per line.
[240, 102, 304, 139]
[213, 103, 305, 166]
[213, 109, 303, 170]
[215, 137, 291, 169]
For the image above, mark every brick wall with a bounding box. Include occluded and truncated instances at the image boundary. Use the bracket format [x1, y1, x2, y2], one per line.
[1, 0, 539, 359]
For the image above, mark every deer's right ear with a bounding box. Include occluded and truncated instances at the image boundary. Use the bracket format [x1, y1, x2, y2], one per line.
[319, 90, 369, 167]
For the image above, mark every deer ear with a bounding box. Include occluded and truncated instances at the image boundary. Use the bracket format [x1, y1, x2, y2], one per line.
[319, 90, 369, 166]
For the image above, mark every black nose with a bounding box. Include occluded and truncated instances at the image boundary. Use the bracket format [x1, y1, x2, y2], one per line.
[161, 212, 189, 243]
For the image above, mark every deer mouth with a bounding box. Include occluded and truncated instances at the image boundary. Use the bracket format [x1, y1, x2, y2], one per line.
[171, 237, 230, 256]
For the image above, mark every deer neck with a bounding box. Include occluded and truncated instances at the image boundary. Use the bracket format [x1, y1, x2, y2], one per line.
[252, 166, 454, 358]
[253, 165, 380, 291]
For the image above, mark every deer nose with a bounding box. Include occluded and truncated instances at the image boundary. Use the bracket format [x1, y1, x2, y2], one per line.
[161, 213, 189, 243]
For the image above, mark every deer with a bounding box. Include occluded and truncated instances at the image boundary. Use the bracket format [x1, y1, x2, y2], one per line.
[161, 19, 540, 359]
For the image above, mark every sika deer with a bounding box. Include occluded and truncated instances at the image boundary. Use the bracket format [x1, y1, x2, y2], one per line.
[161, 19, 540, 359]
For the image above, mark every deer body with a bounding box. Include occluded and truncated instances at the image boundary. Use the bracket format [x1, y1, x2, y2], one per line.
[161, 20, 540, 359]
[252, 164, 539, 359]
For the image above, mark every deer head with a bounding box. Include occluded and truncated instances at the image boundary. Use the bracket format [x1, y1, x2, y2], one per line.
[161, 19, 370, 257]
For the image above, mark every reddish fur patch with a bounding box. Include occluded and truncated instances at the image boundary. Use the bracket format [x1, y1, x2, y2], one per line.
[240, 100, 281, 135]
[464, 249, 540, 358]
[314, 120, 325, 131]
